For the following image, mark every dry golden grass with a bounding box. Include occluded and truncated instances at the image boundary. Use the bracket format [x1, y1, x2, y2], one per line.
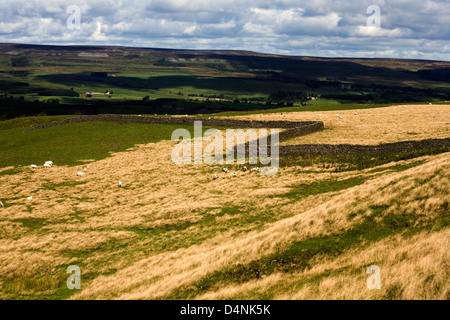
[197, 229, 449, 300]
[0, 104, 448, 299]
[69, 152, 448, 299]
[232, 104, 450, 145]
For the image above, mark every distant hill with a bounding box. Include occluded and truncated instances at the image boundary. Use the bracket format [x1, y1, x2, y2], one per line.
[1, 43, 450, 118]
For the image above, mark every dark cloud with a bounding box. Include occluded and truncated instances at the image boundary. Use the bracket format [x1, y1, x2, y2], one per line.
[0, 0, 448, 60]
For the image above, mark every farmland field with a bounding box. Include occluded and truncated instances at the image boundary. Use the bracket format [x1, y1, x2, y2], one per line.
[0, 102, 448, 300]
[0, 44, 449, 301]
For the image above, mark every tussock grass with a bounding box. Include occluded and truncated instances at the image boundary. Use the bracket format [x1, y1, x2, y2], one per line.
[234, 104, 450, 145]
[0, 109, 448, 300]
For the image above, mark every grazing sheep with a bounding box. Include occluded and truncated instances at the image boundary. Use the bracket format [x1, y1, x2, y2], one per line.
[83, 168, 87, 172]
[354, 112, 358, 115]
[213, 174, 218, 180]
[251, 167, 259, 172]
[44, 163, 51, 168]
[232, 172, 237, 177]
[27, 196, 32, 200]
[45, 161, 53, 166]
[242, 166, 248, 172]
[317, 114, 322, 117]
[339, 116, 343, 119]
[30, 164, 37, 169]
[0, 200, 4, 207]
[118, 181, 122, 188]
[77, 171, 84, 176]
[222, 168, 228, 173]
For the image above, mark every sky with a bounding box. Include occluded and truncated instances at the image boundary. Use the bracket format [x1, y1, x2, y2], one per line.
[0, 0, 449, 61]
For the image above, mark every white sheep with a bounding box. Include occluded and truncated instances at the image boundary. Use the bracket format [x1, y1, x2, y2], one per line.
[354, 112, 358, 115]
[45, 161, 53, 166]
[44, 163, 51, 168]
[30, 164, 37, 169]
[83, 168, 87, 172]
[242, 166, 248, 172]
[118, 181, 122, 188]
[0, 200, 4, 207]
[77, 171, 84, 176]
[251, 167, 259, 172]
[222, 168, 228, 173]
[27, 196, 32, 200]
[213, 174, 218, 180]
[317, 114, 322, 117]
[339, 115, 343, 119]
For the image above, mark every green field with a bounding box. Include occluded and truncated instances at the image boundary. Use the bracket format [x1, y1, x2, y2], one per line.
[1, 43, 450, 119]
[0, 116, 217, 168]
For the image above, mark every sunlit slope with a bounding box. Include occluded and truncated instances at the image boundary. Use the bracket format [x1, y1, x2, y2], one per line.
[68, 152, 449, 300]
[1, 129, 447, 299]
[234, 104, 450, 145]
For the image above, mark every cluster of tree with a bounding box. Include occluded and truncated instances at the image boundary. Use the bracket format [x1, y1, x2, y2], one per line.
[267, 91, 311, 106]
[44, 98, 60, 104]
[90, 72, 108, 78]
[187, 93, 232, 99]
[321, 94, 374, 102]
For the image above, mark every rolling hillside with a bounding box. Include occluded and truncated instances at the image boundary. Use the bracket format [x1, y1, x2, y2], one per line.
[1, 43, 450, 119]
[0, 104, 448, 300]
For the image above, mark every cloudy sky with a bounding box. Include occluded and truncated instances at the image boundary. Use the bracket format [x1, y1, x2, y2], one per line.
[0, 0, 449, 60]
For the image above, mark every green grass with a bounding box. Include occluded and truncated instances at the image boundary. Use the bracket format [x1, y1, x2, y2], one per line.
[13, 218, 46, 230]
[278, 176, 367, 201]
[0, 116, 216, 167]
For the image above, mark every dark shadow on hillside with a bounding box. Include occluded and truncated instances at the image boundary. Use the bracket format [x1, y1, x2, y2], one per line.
[35, 73, 300, 94]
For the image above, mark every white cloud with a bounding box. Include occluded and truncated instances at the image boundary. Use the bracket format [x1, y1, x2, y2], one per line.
[0, 0, 448, 60]
[355, 26, 411, 38]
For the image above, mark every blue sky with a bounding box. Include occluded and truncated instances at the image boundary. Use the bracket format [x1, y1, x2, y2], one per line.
[0, 0, 449, 60]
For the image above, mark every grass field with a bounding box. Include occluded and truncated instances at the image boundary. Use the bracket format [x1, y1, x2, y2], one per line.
[2, 43, 450, 121]
[0, 103, 448, 300]
[233, 104, 450, 145]
[0, 116, 220, 168]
